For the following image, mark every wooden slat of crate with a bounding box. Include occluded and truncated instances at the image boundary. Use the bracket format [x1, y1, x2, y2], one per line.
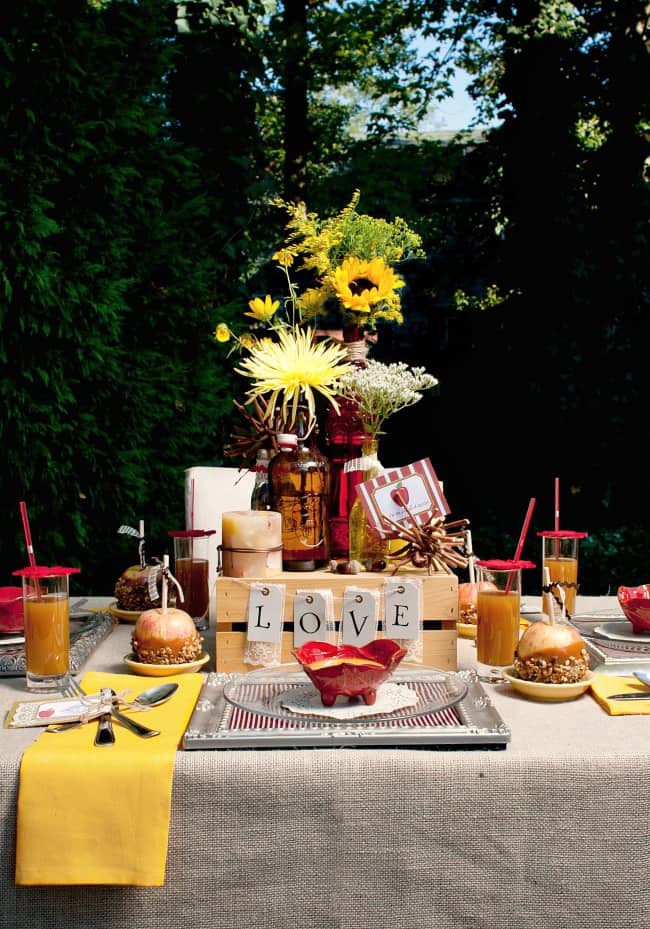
[214, 570, 458, 674]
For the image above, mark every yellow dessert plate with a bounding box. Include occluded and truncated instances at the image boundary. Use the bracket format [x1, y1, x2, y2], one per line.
[457, 617, 530, 640]
[502, 667, 594, 702]
[123, 652, 210, 676]
[109, 605, 142, 623]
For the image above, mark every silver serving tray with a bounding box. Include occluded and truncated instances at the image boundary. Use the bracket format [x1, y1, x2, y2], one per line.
[183, 667, 510, 750]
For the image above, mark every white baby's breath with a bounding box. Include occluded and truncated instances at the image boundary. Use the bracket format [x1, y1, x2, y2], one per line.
[339, 359, 438, 439]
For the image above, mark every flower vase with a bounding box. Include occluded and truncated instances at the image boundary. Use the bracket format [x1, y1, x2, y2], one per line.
[324, 324, 369, 559]
[348, 436, 391, 571]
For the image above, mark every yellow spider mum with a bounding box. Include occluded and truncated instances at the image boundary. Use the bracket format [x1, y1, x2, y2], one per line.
[330, 257, 405, 315]
[235, 327, 352, 430]
[246, 295, 280, 323]
[214, 323, 231, 343]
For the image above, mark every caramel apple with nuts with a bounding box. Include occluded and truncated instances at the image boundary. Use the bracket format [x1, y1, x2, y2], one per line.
[514, 619, 589, 684]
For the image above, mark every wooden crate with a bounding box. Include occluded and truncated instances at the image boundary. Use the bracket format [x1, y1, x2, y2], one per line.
[214, 569, 458, 674]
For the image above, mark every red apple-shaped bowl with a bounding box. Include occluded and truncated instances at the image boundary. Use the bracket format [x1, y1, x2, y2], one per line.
[292, 639, 408, 707]
[0, 586, 24, 634]
[617, 585, 650, 634]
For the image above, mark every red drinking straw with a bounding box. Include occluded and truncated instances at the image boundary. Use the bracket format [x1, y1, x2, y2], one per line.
[554, 477, 560, 557]
[505, 496, 536, 593]
[19, 501, 37, 568]
[19, 501, 42, 597]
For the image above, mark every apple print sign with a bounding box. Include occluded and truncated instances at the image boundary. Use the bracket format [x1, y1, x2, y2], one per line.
[355, 458, 450, 539]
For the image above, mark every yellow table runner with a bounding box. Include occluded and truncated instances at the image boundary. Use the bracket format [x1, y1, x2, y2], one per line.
[15, 670, 202, 886]
[590, 673, 650, 715]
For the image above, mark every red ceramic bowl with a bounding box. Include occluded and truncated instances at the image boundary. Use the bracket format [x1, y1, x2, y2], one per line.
[0, 586, 24, 633]
[617, 585, 650, 634]
[292, 639, 408, 707]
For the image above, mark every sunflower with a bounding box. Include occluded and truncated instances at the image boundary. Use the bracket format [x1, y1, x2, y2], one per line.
[235, 327, 352, 431]
[246, 295, 280, 323]
[330, 257, 405, 319]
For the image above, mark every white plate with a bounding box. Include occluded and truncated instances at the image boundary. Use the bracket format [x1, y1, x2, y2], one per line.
[593, 621, 650, 643]
[502, 667, 594, 703]
[123, 652, 210, 676]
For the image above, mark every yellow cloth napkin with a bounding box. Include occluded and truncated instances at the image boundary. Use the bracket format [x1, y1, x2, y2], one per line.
[590, 673, 650, 715]
[15, 670, 202, 886]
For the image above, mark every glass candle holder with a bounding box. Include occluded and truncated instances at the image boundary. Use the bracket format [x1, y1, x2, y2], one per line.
[220, 510, 283, 578]
[13, 565, 80, 693]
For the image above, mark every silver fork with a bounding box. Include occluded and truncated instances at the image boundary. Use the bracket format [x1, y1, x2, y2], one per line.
[54, 676, 116, 745]
[57, 675, 85, 699]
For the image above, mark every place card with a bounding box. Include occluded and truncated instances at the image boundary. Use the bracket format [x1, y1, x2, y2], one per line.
[5, 694, 105, 729]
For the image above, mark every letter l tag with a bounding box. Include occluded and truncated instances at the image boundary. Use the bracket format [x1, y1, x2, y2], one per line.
[247, 584, 285, 643]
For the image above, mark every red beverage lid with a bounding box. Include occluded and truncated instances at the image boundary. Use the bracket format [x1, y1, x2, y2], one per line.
[13, 565, 81, 577]
[168, 529, 216, 538]
[537, 530, 588, 539]
[475, 559, 536, 570]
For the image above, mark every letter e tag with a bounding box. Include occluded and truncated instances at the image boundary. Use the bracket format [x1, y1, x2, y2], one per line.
[247, 583, 284, 643]
[383, 578, 421, 640]
[293, 590, 333, 646]
[340, 587, 379, 646]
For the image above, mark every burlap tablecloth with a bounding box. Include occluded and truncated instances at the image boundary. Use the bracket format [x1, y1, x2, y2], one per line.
[1, 596, 646, 929]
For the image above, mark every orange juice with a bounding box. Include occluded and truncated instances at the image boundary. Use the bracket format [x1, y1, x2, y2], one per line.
[476, 590, 520, 667]
[24, 595, 69, 676]
[542, 557, 578, 616]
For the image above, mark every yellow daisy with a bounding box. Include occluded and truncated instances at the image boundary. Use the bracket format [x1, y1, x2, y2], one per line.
[246, 295, 280, 323]
[235, 327, 352, 430]
[272, 249, 294, 268]
[214, 323, 231, 343]
[330, 256, 405, 314]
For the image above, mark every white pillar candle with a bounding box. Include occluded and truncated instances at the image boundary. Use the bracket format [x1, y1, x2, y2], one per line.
[221, 510, 283, 578]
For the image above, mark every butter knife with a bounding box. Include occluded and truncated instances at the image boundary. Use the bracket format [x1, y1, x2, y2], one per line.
[608, 692, 650, 701]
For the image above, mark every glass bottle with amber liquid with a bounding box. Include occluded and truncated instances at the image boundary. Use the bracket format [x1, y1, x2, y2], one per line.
[268, 411, 331, 571]
[348, 435, 391, 571]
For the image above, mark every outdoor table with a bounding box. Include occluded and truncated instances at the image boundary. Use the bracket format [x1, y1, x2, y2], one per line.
[1, 595, 646, 929]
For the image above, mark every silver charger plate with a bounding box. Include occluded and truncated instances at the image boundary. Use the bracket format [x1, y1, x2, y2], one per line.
[183, 667, 511, 750]
[223, 664, 468, 725]
[594, 621, 650, 643]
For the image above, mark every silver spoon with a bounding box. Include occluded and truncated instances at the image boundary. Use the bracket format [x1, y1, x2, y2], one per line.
[633, 671, 650, 687]
[49, 682, 179, 734]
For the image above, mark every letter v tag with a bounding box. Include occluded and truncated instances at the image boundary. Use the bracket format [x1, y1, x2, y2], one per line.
[340, 587, 380, 646]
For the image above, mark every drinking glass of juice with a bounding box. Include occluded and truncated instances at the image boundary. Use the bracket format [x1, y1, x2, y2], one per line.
[475, 559, 535, 682]
[169, 530, 216, 632]
[537, 531, 588, 620]
[13, 565, 80, 692]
